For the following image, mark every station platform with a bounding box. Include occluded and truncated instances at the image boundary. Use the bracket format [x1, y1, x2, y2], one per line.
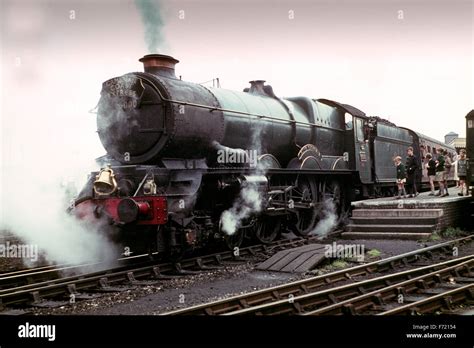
[342, 187, 473, 240]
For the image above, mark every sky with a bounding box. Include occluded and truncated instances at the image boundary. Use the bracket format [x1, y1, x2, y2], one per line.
[0, 0, 473, 168]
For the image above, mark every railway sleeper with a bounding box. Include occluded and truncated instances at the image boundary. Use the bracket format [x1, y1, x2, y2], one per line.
[94, 278, 130, 292]
[195, 258, 224, 270]
[419, 285, 465, 296]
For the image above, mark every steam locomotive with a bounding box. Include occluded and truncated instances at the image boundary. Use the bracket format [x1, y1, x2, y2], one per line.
[74, 54, 456, 257]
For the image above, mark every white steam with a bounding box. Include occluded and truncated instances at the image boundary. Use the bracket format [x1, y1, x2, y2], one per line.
[1, 42, 119, 268]
[1, 149, 119, 267]
[220, 184, 263, 235]
[310, 199, 338, 239]
[219, 117, 267, 236]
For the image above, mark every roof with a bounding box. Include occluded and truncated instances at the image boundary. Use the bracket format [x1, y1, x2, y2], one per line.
[445, 131, 458, 136]
[449, 138, 466, 148]
[414, 131, 456, 150]
[316, 99, 366, 118]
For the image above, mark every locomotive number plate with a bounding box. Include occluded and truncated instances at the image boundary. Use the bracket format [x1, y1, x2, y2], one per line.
[103, 76, 145, 109]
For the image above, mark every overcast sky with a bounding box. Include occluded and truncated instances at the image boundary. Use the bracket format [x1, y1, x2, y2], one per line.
[1, 0, 473, 167]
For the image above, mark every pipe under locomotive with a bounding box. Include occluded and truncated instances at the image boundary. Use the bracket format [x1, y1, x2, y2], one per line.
[74, 54, 454, 258]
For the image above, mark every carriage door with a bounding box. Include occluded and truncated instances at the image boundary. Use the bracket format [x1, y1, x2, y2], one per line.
[355, 117, 372, 183]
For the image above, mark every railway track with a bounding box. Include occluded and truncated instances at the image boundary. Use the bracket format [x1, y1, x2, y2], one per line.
[0, 254, 196, 291]
[0, 235, 319, 311]
[227, 257, 473, 315]
[0, 253, 154, 290]
[302, 257, 474, 316]
[164, 235, 474, 315]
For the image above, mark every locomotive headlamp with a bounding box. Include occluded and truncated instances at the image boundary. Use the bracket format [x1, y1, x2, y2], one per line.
[94, 165, 118, 196]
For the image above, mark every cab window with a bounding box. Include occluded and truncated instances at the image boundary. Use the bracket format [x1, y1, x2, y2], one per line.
[344, 112, 353, 130]
[355, 119, 364, 142]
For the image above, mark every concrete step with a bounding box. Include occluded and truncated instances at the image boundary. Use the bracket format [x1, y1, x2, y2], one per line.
[351, 209, 443, 218]
[341, 232, 432, 240]
[350, 216, 439, 225]
[345, 224, 435, 233]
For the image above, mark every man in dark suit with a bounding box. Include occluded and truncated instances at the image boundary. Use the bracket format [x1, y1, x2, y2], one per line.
[406, 147, 419, 198]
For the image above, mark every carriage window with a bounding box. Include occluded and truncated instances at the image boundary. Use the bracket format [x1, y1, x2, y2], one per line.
[420, 146, 425, 158]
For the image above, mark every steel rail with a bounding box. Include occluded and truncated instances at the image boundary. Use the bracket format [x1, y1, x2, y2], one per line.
[377, 284, 473, 315]
[302, 259, 473, 316]
[0, 236, 317, 309]
[163, 235, 474, 315]
[0, 252, 164, 290]
[166, 255, 473, 316]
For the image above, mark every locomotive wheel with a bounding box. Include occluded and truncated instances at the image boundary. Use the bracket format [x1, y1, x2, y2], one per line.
[290, 175, 319, 236]
[224, 228, 245, 249]
[320, 180, 349, 229]
[258, 154, 281, 170]
[148, 224, 186, 262]
[254, 217, 281, 244]
[321, 181, 343, 215]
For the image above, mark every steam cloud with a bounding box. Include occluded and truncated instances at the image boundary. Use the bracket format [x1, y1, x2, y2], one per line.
[220, 184, 263, 235]
[135, 0, 166, 53]
[219, 120, 266, 236]
[98, 75, 141, 155]
[310, 200, 338, 239]
[1, 157, 119, 268]
[1, 35, 120, 268]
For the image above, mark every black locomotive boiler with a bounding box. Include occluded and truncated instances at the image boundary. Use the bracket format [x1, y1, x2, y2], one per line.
[74, 54, 454, 257]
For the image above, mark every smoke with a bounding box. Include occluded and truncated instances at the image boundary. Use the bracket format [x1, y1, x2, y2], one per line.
[310, 199, 338, 239]
[134, 0, 166, 53]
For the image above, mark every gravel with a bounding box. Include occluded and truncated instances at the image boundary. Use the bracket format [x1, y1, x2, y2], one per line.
[27, 233, 474, 315]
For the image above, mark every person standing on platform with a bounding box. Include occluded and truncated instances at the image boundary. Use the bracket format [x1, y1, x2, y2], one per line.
[453, 152, 459, 188]
[405, 147, 419, 198]
[435, 148, 446, 196]
[394, 156, 407, 199]
[426, 153, 436, 195]
[443, 150, 452, 196]
[457, 149, 469, 196]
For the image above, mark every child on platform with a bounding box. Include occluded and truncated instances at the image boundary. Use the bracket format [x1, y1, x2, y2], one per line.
[394, 156, 407, 199]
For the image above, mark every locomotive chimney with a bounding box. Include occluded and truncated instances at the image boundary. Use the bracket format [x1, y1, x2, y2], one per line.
[249, 80, 266, 96]
[139, 54, 179, 78]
